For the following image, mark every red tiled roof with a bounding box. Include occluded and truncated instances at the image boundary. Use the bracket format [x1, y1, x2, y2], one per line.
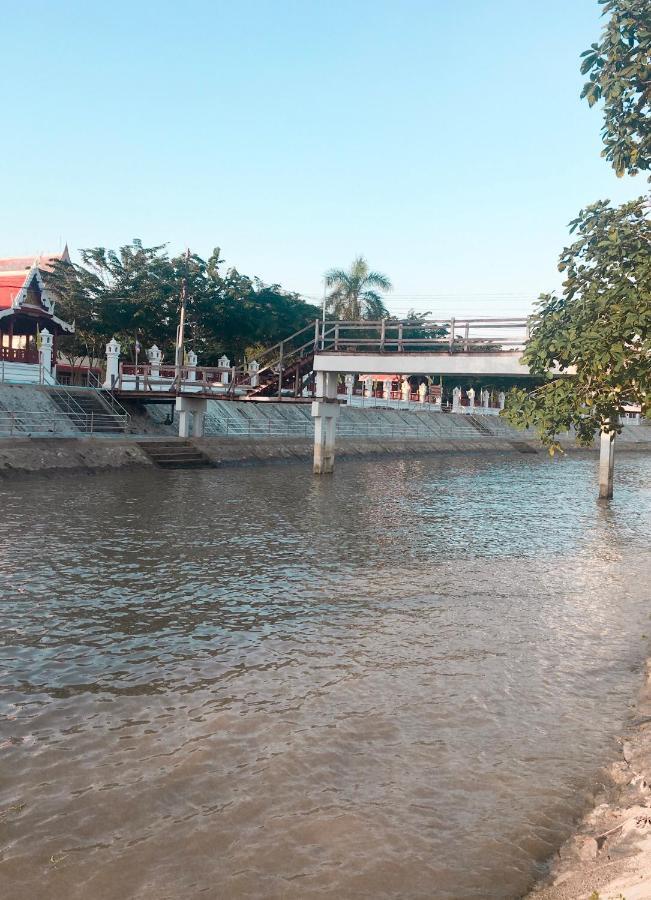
[0, 273, 26, 309]
[0, 247, 69, 275]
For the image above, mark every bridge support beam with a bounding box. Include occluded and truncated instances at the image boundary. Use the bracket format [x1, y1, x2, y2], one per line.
[176, 396, 208, 438]
[599, 428, 616, 499]
[312, 372, 339, 475]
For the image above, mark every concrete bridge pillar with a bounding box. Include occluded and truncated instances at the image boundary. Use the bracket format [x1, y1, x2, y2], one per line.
[599, 427, 616, 499]
[176, 395, 208, 438]
[312, 371, 339, 475]
[104, 338, 121, 389]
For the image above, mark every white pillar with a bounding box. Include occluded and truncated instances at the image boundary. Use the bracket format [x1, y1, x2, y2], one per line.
[248, 359, 260, 388]
[599, 428, 616, 499]
[383, 379, 392, 401]
[364, 378, 373, 398]
[418, 382, 427, 404]
[178, 408, 191, 437]
[401, 379, 410, 402]
[452, 386, 461, 413]
[175, 396, 208, 438]
[312, 371, 339, 475]
[187, 349, 198, 382]
[482, 389, 490, 409]
[344, 373, 354, 402]
[38, 327, 53, 373]
[104, 337, 121, 389]
[146, 344, 162, 378]
[467, 387, 475, 410]
[498, 391, 506, 410]
[219, 355, 230, 385]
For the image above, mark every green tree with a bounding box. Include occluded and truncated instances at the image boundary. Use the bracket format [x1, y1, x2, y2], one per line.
[503, 198, 650, 449]
[47, 241, 320, 368]
[325, 256, 392, 320]
[580, 0, 651, 177]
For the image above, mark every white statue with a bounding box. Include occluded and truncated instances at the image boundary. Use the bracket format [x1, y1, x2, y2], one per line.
[401, 379, 411, 401]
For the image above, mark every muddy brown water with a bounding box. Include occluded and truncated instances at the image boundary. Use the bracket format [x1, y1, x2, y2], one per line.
[1, 453, 650, 899]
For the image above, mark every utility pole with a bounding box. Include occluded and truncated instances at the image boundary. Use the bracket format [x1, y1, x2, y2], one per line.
[174, 248, 190, 389]
[321, 276, 327, 350]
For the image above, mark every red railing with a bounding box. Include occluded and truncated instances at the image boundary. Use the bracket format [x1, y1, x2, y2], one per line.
[0, 346, 39, 364]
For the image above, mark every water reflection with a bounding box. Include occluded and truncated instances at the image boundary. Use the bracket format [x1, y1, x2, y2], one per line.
[1, 453, 650, 899]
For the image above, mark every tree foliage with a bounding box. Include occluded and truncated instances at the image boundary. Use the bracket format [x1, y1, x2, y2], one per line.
[325, 256, 392, 320]
[47, 241, 320, 366]
[503, 198, 651, 450]
[580, 0, 651, 177]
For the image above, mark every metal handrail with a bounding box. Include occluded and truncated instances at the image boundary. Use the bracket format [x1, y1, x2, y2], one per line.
[86, 371, 130, 419]
[0, 409, 129, 436]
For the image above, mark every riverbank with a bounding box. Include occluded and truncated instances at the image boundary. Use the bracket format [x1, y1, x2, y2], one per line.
[528, 662, 651, 900]
[0, 433, 650, 478]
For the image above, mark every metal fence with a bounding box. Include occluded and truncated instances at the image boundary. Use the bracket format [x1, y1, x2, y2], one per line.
[0, 410, 129, 436]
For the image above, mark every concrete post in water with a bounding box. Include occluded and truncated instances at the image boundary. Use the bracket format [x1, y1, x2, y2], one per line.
[147, 344, 162, 378]
[104, 337, 121, 389]
[452, 386, 461, 413]
[599, 425, 616, 500]
[38, 328, 53, 373]
[498, 391, 506, 410]
[344, 373, 354, 402]
[312, 371, 339, 475]
[219, 355, 230, 385]
[187, 349, 198, 382]
[248, 360, 260, 388]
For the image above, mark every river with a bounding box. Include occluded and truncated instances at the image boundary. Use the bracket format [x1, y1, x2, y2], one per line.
[1, 452, 650, 899]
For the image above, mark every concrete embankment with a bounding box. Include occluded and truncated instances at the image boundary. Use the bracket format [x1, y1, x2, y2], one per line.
[0, 435, 536, 477]
[0, 432, 650, 478]
[528, 663, 651, 900]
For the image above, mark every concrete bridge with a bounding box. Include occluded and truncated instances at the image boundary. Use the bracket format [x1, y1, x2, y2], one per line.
[310, 317, 533, 473]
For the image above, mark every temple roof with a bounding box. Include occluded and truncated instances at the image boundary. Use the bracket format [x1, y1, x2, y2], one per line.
[0, 246, 69, 276]
[0, 247, 70, 311]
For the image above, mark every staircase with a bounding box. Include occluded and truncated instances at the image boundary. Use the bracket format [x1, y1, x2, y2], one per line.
[137, 440, 215, 469]
[465, 415, 493, 436]
[48, 387, 128, 433]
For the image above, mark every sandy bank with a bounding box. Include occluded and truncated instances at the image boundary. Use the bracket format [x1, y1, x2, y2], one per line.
[528, 661, 651, 900]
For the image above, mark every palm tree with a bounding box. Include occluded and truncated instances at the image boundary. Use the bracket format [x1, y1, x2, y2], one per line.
[325, 256, 392, 320]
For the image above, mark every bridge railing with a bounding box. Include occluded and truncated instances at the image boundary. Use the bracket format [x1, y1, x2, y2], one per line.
[316, 317, 530, 353]
[115, 364, 239, 394]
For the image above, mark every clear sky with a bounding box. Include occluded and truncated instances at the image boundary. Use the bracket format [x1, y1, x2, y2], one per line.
[1, 0, 644, 318]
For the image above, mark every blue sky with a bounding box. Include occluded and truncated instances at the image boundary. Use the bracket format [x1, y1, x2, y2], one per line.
[1, 0, 644, 317]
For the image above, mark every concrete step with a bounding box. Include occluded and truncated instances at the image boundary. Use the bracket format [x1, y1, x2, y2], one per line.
[137, 441, 214, 469]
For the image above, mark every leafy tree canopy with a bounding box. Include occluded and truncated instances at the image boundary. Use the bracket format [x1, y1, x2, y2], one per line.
[580, 0, 651, 177]
[325, 256, 392, 320]
[502, 198, 651, 450]
[47, 241, 320, 366]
